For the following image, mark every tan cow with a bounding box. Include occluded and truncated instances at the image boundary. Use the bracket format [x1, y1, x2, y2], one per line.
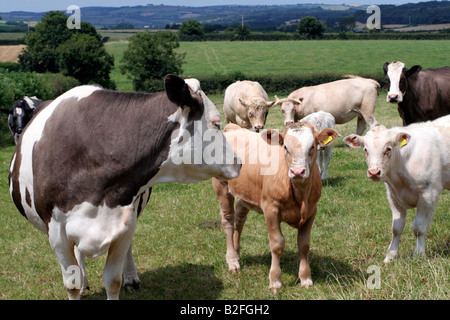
[275, 76, 379, 135]
[223, 80, 275, 132]
[212, 122, 338, 292]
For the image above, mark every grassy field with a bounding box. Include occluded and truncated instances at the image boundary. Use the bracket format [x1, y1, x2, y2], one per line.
[105, 40, 450, 92]
[0, 40, 448, 300]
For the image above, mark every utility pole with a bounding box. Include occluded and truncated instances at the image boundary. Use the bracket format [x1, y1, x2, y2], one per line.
[242, 14, 244, 28]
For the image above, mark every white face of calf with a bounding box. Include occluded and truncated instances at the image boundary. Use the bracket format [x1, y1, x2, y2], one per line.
[344, 126, 410, 181]
[265, 123, 338, 181]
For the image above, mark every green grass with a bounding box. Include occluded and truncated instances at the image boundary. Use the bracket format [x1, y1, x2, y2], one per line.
[0, 92, 448, 300]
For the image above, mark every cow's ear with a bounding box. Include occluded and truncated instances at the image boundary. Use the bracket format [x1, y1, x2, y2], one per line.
[383, 62, 389, 74]
[395, 132, 410, 148]
[164, 74, 194, 107]
[318, 128, 339, 147]
[344, 134, 364, 149]
[261, 129, 284, 146]
[238, 98, 250, 108]
[406, 65, 422, 77]
[294, 97, 303, 106]
[0, 108, 12, 115]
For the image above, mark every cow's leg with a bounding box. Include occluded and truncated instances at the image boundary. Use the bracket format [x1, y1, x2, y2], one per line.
[384, 187, 407, 263]
[322, 147, 332, 180]
[122, 243, 141, 292]
[356, 115, 367, 135]
[212, 178, 240, 273]
[74, 246, 89, 296]
[234, 200, 250, 256]
[103, 219, 137, 300]
[297, 209, 316, 288]
[265, 209, 284, 293]
[48, 230, 82, 300]
[412, 193, 438, 258]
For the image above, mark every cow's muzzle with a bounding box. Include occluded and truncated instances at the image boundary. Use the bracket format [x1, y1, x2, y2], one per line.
[367, 168, 381, 181]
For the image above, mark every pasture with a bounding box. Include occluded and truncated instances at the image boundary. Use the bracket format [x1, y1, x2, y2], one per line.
[0, 40, 448, 300]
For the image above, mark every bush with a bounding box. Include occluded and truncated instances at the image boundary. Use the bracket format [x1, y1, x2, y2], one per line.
[121, 31, 185, 91]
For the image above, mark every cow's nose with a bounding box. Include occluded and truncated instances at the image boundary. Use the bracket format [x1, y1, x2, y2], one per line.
[367, 168, 381, 180]
[388, 94, 398, 102]
[289, 168, 306, 179]
[284, 120, 294, 126]
[17, 128, 23, 134]
[254, 125, 263, 132]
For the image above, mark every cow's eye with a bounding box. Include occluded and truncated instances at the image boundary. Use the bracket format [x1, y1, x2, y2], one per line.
[309, 146, 315, 156]
[385, 146, 392, 156]
[248, 112, 254, 118]
[284, 145, 289, 153]
[213, 121, 221, 129]
[364, 148, 368, 157]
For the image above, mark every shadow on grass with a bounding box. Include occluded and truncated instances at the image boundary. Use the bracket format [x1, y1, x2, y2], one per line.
[87, 263, 223, 300]
[242, 250, 361, 286]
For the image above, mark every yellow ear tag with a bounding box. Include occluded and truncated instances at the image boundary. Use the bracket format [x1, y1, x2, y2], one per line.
[323, 135, 333, 145]
[399, 138, 407, 147]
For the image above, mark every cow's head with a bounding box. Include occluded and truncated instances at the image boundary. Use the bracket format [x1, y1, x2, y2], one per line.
[262, 122, 338, 181]
[344, 126, 410, 181]
[164, 75, 241, 182]
[0, 98, 37, 144]
[274, 95, 304, 126]
[383, 61, 422, 103]
[238, 97, 275, 132]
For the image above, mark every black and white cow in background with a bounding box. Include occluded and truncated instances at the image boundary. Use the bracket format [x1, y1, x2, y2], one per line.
[383, 61, 450, 125]
[8, 75, 241, 300]
[1, 96, 43, 144]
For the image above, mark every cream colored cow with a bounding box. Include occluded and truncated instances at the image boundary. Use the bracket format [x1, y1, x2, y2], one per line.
[276, 76, 379, 135]
[223, 80, 275, 132]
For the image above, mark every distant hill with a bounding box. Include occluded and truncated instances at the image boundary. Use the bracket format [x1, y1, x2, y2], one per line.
[1, 1, 449, 30]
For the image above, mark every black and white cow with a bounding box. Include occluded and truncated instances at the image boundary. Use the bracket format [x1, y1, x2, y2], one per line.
[8, 75, 241, 300]
[1, 96, 43, 144]
[383, 61, 450, 125]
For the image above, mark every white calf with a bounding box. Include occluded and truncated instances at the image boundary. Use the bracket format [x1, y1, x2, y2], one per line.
[299, 111, 336, 180]
[344, 115, 450, 263]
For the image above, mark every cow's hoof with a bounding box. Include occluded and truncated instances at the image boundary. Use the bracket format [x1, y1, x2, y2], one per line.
[123, 279, 141, 292]
[300, 279, 313, 288]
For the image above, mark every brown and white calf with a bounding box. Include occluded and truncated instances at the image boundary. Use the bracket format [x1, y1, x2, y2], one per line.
[8, 75, 241, 300]
[212, 122, 338, 292]
[275, 76, 379, 135]
[344, 115, 450, 263]
[223, 80, 275, 132]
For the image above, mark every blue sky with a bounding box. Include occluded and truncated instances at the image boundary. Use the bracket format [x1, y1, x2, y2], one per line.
[3, 0, 429, 13]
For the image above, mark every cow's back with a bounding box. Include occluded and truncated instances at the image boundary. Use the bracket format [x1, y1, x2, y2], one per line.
[293, 78, 379, 122]
[9, 86, 174, 230]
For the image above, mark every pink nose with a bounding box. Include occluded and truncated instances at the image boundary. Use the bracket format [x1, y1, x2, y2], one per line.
[367, 168, 381, 180]
[388, 94, 398, 102]
[289, 168, 306, 178]
[254, 125, 263, 132]
[285, 120, 294, 125]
